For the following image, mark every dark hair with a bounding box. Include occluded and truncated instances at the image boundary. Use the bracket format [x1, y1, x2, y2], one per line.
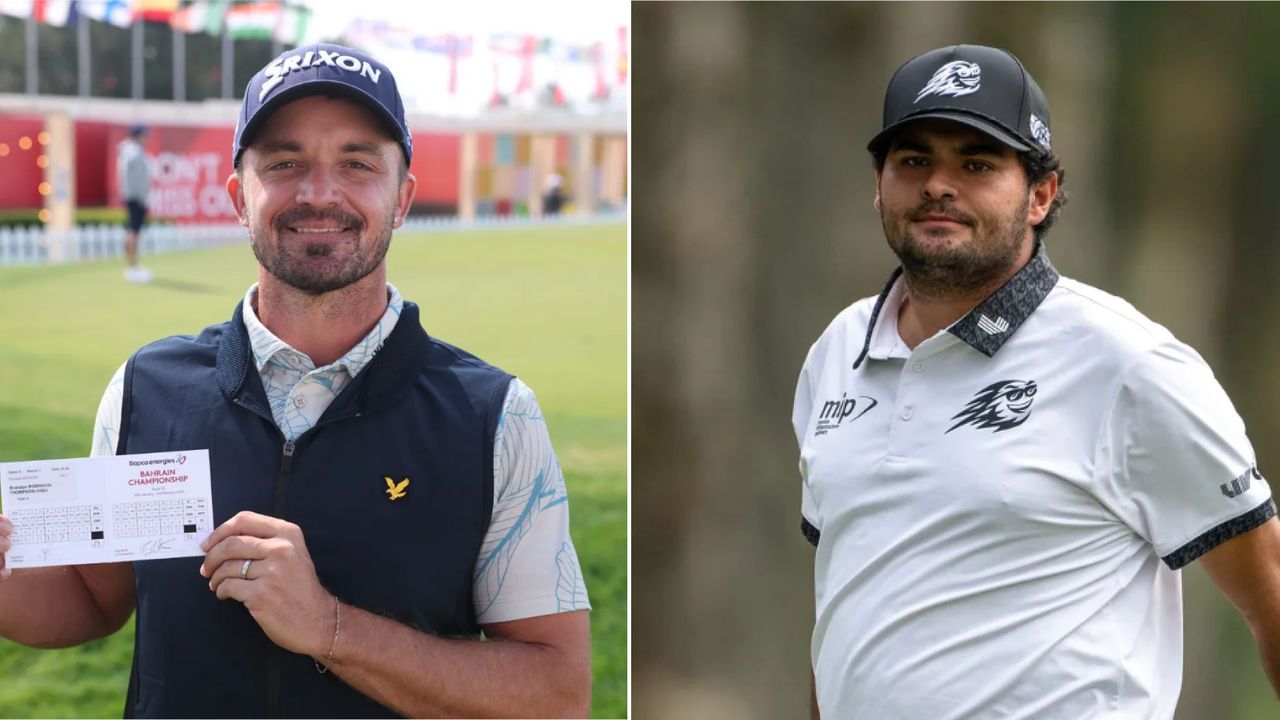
[869, 144, 1068, 242]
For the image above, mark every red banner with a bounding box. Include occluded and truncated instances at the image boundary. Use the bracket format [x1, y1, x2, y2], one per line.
[106, 124, 239, 223]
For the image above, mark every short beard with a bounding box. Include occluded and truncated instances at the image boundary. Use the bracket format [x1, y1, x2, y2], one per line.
[887, 193, 1030, 301]
[250, 206, 393, 296]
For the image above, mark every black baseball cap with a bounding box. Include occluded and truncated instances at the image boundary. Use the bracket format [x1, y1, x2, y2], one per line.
[867, 45, 1052, 157]
[233, 43, 413, 168]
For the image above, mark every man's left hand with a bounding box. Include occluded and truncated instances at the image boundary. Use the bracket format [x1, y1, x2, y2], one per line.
[200, 511, 333, 658]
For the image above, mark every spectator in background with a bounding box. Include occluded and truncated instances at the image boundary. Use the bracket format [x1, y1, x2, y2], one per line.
[543, 173, 568, 216]
[116, 125, 151, 283]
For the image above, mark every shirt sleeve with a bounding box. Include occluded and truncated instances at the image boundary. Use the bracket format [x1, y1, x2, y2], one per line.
[1093, 342, 1276, 569]
[473, 378, 590, 624]
[794, 348, 821, 546]
[90, 362, 127, 458]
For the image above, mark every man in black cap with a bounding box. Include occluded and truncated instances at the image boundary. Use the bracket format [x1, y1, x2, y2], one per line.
[0, 44, 591, 718]
[793, 45, 1280, 718]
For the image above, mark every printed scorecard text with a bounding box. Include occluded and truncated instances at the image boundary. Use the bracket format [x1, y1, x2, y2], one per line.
[0, 450, 213, 568]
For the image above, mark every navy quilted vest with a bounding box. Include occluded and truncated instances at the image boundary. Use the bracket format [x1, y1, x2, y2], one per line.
[116, 301, 511, 718]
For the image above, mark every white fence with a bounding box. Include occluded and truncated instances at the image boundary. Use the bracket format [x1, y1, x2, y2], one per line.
[0, 223, 244, 267]
[0, 211, 626, 268]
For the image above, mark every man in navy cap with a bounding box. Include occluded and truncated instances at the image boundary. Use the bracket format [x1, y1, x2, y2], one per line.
[793, 45, 1280, 718]
[0, 44, 591, 718]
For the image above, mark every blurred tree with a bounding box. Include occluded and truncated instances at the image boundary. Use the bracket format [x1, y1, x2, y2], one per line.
[91, 20, 132, 99]
[0, 15, 29, 93]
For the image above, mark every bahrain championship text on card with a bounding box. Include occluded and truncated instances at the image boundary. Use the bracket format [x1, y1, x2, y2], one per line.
[0, 450, 213, 568]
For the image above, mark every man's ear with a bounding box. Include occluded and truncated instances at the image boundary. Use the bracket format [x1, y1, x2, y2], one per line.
[226, 172, 249, 228]
[392, 172, 417, 229]
[1027, 171, 1059, 226]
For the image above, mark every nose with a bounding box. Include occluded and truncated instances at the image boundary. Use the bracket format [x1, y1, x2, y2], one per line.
[295, 165, 341, 207]
[921, 165, 958, 201]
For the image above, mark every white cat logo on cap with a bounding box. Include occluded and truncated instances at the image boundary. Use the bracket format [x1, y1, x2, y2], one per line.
[258, 48, 384, 102]
[1029, 114, 1051, 150]
[915, 61, 982, 104]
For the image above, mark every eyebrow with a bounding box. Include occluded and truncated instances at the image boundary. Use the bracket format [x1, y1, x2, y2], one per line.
[255, 139, 303, 154]
[340, 142, 382, 155]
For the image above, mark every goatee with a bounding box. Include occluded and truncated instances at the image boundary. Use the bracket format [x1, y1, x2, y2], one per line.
[886, 195, 1030, 301]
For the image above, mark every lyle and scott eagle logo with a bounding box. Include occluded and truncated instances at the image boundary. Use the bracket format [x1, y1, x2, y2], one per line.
[384, 476, 410, 501]
[946, 380, 1038, 434]
[916, 61, 982, 103]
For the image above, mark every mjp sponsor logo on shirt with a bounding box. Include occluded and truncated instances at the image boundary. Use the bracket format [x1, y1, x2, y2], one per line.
[814, 393, 877, 436]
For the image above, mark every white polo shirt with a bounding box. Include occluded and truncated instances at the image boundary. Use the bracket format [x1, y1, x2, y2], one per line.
[793, 245, 1275, 720]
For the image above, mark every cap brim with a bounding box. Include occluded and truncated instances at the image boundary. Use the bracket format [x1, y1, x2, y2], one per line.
[236, 79, 406, 162]
[867, 111, 1032, 155]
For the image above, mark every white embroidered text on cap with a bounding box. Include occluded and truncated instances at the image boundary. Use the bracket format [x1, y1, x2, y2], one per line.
[258, 49, 384, 102]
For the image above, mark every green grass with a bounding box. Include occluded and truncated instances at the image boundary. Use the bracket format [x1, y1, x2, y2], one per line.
[0, 223, 627, 719]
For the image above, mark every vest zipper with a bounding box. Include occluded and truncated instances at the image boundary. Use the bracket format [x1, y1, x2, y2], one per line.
[232, 398, 357, 717]
[266, 439, 295, 718]
[274, 440, 296, 515]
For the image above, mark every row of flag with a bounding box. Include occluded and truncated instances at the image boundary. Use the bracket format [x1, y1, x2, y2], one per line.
[342, 20, 630, 95]
[0, 0, 312, 45]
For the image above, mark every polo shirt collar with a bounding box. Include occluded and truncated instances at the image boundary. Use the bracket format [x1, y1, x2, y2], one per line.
[241, 282, 405, 377]
[853, 242, 1059, 368]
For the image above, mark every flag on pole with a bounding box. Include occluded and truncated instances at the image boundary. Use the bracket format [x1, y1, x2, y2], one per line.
[133, 0, 177, 22]
[202, 0, 226, 34]
[489, 33, 538, 94]
[80, 0, 133, 27]
[34, 0, 74, 25]
[272, 3, 309, 45]
[169, 0, 203, 31]
[590, 42, 608, 100]
[616, 26, 628, 85]
[225, 0, 279, 40]
[415, 33, 473, 95]
[0, 0, 33, 18]
[172, 0, 227, 35]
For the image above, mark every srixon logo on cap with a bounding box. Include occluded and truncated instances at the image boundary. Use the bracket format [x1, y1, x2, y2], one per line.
[259, 49, 383, 102]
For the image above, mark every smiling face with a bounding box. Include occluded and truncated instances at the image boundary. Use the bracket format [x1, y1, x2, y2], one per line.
[875, 119, 1055, 299]
[227, 94, 415, 296]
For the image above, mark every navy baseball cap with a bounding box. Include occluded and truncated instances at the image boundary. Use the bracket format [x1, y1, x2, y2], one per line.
[867, 45, 1052, 157]
[233, 43, 413, 168]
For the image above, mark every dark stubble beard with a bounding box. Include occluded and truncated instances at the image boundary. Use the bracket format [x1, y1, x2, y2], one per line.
[885, 192, 1031, 301]
[250, 206, 395, 296]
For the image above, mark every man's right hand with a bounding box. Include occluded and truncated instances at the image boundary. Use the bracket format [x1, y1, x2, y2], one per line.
[0, 514, 12, 579]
